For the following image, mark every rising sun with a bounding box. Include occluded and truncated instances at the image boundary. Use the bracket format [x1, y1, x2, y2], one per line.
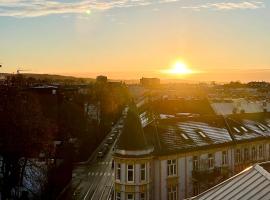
[163, 61, 193, 75]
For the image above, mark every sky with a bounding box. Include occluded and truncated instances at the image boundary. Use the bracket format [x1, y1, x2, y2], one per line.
[0, 0, 269, 82]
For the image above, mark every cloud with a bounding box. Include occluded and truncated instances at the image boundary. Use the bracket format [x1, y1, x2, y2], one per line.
[181, 1, 265, 11]
[0, 0, 266, 18]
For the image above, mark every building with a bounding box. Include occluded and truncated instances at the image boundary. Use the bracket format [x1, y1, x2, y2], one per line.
[113, 107, 270, 200]
[188, 161, 270, 200]
[113, 106, 154, 200]
[140, 77, 160, 88]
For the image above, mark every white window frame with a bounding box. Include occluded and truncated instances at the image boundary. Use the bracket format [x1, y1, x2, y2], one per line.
[168, 185, 177, 200]
[167, 159, 177, 177]
[222, 151, 228, 166]
[140, 163, 146, 182]
[193, 156, 199, 170]
[127, 164, 134, 183]
[208, 154, 214, 169]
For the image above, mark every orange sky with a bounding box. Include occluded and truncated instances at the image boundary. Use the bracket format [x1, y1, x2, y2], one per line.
[0, 0, 269, 82]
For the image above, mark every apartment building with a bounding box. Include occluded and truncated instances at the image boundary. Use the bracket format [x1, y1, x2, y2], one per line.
[113, 107, 270, 200]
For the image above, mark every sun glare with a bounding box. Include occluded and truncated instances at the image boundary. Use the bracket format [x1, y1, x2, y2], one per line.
[164, 61, 193, 75]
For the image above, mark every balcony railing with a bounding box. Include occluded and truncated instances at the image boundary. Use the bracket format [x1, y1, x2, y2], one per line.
[192, 166, 230, 182]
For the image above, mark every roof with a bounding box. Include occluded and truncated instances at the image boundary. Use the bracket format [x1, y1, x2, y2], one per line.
[211, 99, 269, 115]
[144, 116, 233, 155]
[115, 105, 153, 157]
[142, 113, 270, 155]
[188, 162, 270, 200]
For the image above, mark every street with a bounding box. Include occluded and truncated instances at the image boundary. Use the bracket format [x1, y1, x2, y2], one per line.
[61, 121, 123, 200]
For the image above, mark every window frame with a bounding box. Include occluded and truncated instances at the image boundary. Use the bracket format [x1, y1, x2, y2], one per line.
[140, 192, 146, 200]
[222, 151, 228, 166]
[235, 149, 241, 164]
[127, 193, 134, 200]
[168, 185, 177, 200]
[127, 164, 134, 183]
[167, 159, 177, 177]
[140, 163, 146, 182]
[116, 192, 121, 200]
[208, 154, 214, 169]
[193, 156, 199, 171]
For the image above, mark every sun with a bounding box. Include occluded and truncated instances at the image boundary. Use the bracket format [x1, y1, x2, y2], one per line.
[164, 61, 193, 75]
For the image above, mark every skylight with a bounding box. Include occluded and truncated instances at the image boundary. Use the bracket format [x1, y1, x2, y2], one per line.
[233, 127, 241, 133]
[241, 126, 248, 132]
[181, 133, 189, 140]
[257, 124, 266, 131]
[198, 131, 207, 138]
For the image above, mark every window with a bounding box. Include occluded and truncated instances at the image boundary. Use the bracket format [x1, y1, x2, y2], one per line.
[259, 145, 264, 158]
[258, 124, 266, 131]
[168, 185, 177, 200]
[140, 163, 146, 181]
[241, 126, 248, 132]
[193, 156, 199, 170]
[244, 148, 249, 161]
[127, 164, 134, 182]
[198, 131, 207, 138]
[116, 192, 121, 200]
[222, 151, 228, 165]
[208, 154, 214, 169]
[140, 193, 145, 200]
[233, 127, 241, 133]
[235, 149, 241, 164]
[193, 182, 200, 196]
[127, 193, 134, 200]
[181, 133, 189, 140]
[252, 147, 257, 161]
[116, 163, 121, 181]
[167, 159, 177, 176]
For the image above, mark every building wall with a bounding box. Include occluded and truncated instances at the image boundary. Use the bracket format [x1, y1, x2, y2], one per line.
[114, 140, 270, 200]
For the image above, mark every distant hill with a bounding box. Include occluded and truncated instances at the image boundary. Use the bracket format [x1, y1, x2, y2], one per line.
[22, 73, 95, 82]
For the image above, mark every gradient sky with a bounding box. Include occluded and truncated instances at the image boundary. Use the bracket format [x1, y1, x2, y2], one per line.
[0, 0, 269, 82]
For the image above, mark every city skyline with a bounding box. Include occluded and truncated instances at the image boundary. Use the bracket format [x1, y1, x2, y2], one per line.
[0, 0, 270, 82]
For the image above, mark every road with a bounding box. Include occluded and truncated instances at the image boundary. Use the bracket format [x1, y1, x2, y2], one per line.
[61, 121, 123, 200]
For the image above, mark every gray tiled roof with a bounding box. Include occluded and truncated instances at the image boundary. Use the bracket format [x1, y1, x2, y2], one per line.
[116, 106, 151, 152]
[189, 162, 270, 200]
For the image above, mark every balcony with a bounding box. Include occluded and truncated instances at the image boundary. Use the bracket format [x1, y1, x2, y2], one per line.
[192, 166, 230, 182]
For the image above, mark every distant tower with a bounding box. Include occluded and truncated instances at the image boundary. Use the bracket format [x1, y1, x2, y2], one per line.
[113, 106, 154, 200]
